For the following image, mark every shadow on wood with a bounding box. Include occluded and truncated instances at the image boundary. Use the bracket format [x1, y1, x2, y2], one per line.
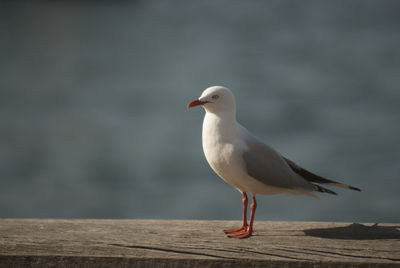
[304, 223, 400, 240]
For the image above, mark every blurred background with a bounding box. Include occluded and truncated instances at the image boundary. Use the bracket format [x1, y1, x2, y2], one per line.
[0, 1, 399, 222]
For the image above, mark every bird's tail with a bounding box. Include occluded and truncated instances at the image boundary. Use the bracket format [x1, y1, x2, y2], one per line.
[312, 184, 337, 195]
[283, 157, 361, 192]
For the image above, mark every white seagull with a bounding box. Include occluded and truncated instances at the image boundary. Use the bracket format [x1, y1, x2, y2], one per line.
[188, 86, 360, 239]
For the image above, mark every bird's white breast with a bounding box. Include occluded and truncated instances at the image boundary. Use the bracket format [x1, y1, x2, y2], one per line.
[202, 113, 246, 188]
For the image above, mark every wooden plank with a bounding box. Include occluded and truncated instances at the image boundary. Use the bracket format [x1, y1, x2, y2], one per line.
[0, 219, 399, 267]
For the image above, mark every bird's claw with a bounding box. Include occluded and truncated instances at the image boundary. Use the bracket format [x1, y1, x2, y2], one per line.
[227, 229, 253, 239]
[224, 225, 253, 238]
[223, 225, 247, 234]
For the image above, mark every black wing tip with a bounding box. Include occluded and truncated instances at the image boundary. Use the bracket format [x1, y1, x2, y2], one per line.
[349, 186, 361, 192]
[283, 156, 362, 193]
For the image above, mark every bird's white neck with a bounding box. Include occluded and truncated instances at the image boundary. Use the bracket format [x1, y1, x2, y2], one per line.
[202, 111, 237, 145]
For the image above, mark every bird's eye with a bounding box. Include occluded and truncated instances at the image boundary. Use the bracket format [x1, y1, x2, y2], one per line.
[212, 94, 219, 100]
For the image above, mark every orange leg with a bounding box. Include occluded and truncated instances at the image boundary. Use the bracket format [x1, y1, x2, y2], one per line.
[224, 192, 248, 234]
[228, 195, 257, 239]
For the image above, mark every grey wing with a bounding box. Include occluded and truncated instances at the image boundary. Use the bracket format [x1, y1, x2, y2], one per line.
[240, 128, 313, 191]
[243, 150, 302, 189]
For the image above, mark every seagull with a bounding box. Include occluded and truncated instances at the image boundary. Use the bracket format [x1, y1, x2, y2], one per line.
[188, 86, 361, 239]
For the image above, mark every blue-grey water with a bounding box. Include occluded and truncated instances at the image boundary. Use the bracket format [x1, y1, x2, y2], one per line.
[1, 1, 399, 223]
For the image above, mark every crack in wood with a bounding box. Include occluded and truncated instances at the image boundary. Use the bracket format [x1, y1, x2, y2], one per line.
[236, 247, 313, 262]
[108, 243, 235, 260]
[180, 245, 312, 262]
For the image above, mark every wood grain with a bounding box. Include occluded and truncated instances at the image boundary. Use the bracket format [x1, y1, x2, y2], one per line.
[0, 219, 399, 267]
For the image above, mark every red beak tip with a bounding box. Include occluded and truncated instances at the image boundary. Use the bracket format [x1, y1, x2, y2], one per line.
[188, 99, 203, 109]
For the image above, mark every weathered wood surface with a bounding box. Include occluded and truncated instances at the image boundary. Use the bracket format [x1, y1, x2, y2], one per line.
[0, 219, 399, 267]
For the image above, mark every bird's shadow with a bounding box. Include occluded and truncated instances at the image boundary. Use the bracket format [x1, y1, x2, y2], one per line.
[304, 223, 400, 240]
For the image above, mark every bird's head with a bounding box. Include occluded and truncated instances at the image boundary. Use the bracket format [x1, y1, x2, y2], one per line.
[187, 86, 236, 115]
